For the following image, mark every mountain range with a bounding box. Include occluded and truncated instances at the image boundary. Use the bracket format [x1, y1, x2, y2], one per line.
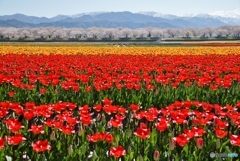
[0, 9, 240, 29]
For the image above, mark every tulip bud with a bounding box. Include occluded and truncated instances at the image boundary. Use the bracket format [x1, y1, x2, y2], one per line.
[169, 138, 175, 150]
[50, 131, 56, 140]
[196, 138, 203, 149]
[96, 113, 101, 122]
[138, 155, 143, 161]
[126, 129, 132, 139]
[216, 138, 221, 149]
[171, 130, 175, 137]
[127, 146, 132, 153]
[230, 119, 234, 126]
[68, 144, 73, 155]
[153, 150, 160, 161]
[78, 125, 84, 136]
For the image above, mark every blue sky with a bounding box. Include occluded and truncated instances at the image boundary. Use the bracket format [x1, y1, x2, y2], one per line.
[0, 0, 239, 17]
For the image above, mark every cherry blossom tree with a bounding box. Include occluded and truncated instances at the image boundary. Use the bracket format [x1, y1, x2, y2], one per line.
[232, 26, 240, 37]
[119, 28, 132, 38]
[164, 28, 179, 38]
[0, 28, 6, 38]
[86, 27, 103, 39]
[151, 28, 163, 38]
[133, 28, 148, 38]
[36, 28, 49, 39]
[68, 28, 85, 38]
[45, 27, 57, 39]
[102, 28, 117, 39]
[52, 28, 66, 39]
[204, 27, 214, 37]
[2, 27, 17, 38]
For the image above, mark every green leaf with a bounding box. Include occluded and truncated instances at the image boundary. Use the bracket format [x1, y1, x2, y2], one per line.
[183, 144, 188, 156]
[144, 155, 150, 161]
[193, 151, 197, 158]
[137, 155, 143, 161]
[220, 140, 229, 152]
[56, 142, 62, 151]
[129, 152, 134, 160]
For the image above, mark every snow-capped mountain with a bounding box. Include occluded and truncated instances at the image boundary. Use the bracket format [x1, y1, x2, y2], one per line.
[0, 9, 239, 28]
[138, 8, 240, 19]
[51, 12, 107, 21]
[50, 15, 70, 21]
[68, 12, 107, 18]
[138, 9, 240, 25]
[181, 13, 213, 18]
[209, 8, 240, 18]
[137, 11, 177, 19]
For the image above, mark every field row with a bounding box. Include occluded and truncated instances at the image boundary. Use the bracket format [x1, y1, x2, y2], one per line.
[0, 99, 240, 160]
[1, 46, 240, 55]
[0, 50, 240, 160]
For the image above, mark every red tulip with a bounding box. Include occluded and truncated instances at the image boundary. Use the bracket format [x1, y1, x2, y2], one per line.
[214, 118, 229, 129]
[25, 102, 35, 109]
[40, 88, 47, 95]
[85, 86, 91, 92]
[109, 118, 122, 128]
[81, 115, 92, 126]
[87, 132, 114, 143]
[23, 110, 35, 120]
[230, 134, 240, 146]
[0, 102, 10, 109]
[97, 132, 106, 141]
[103, 105, 118, 115]
[118, 107, 127, 114]
[155, 120, 168, 132]
[130, 104, 139, 112]
[110, 145, 126, 158]
[134, 123, 151, 139]
[0, 137, 5, 149]
[105, 133, 114, 143]
[28, 124, 44, 134]
[145, 113, 157, 122]
[87, 134, 99, 143]
[184, 129, 195, 139]
[133, 111, 146, 120]
[65, 116, 79, 125]
[153, 150, 160, 161]
[215, 128, 228, 139]
[0, 109, 8, 118]
[193, 127, 205, 137]
[4, 118, 24, 133]
[93, 104, 102, 112]
[8, 91, 15, 97]
[173, 134, 190, 147]
[102, 98, 112, 105]
[196, 138, 203, 149]
[7, 134, 26, 145]
[32, 140, 51, 152]
[45, 119, 55, 128]
[9, 103, 24, 115]
[59, 125, 75, 135]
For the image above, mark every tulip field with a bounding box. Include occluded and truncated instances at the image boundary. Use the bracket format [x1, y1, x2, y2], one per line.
[0, 45, 240, 161]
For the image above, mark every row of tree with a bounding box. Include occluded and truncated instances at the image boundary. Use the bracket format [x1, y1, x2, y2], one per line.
[0, 26, 240, 40]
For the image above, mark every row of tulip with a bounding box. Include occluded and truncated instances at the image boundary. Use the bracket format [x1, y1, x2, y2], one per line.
[1, 45, 240, 55]
[0, 48, 240, 160]
[0, 99, 240, 160]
